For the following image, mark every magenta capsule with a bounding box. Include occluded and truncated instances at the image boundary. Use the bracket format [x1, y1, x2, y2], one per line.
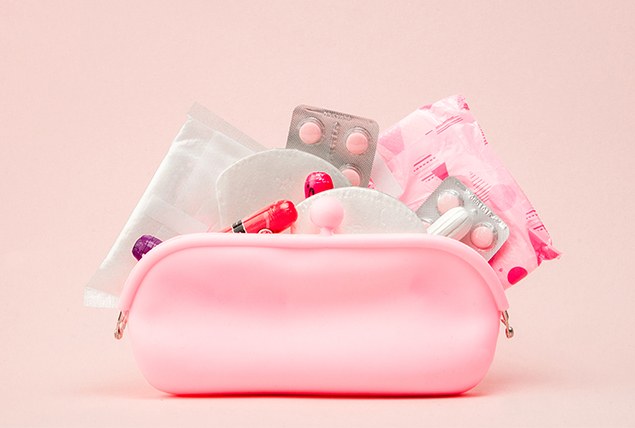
[219, 200, 298, 234]
[305, 172, 334, 198]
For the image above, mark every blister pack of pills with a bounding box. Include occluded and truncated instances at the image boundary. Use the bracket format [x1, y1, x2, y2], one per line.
[417, 177, 509, 261]
[285, 105, 379, 188]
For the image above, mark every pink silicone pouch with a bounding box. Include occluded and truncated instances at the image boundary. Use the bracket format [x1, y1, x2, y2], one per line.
[118, 233, 509, 396]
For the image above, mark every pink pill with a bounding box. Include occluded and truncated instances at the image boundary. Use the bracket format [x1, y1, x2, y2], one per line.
[437, 191, 461, 214]
[342, 168, 361, 186]
[471, 225, 495, 249]
[298, 121, 322, 144]
[345, 131, 369, 154]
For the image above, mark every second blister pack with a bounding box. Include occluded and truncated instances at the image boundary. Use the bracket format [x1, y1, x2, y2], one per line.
[285, 105, 379, 187]
[417, 177, 509, 260]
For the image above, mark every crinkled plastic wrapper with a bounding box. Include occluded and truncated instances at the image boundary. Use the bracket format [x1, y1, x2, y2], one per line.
[377, 95, 560, 289]
[84, 103, 265, 308]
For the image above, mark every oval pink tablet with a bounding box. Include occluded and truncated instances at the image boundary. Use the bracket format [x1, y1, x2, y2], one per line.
[345, 131, 369, 154]
[342, 168, 361, 186]
[471, 225, 495, 249]
[437, 191, 462, 214]
[298, 121, 322, 144]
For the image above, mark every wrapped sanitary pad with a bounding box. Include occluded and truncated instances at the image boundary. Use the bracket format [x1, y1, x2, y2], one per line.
[377, 95, 560, 288]
[84, 103, 265, 307]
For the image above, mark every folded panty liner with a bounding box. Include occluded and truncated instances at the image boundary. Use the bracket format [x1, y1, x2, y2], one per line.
[377, 94, 561, 289]
[84, 103, 265, 308]
[215, 149, 351, 229]
[291, 187, 427, 235]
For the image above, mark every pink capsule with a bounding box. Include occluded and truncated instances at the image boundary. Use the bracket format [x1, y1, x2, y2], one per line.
[305, 172, 334, 198]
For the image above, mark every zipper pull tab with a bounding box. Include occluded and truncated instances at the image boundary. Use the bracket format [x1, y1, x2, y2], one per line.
[310, 196, 344, 236]
[114, 311, 128, 340]
[501, 310, 514, 338]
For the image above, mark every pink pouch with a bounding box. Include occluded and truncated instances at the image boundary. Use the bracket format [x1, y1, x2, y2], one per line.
[117, 232, 511, 396]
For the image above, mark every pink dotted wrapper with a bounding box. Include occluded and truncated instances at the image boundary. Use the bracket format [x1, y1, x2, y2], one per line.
[377, 94, 561, 289]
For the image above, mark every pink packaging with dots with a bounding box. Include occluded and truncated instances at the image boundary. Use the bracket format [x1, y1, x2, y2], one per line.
[377, 95, 561, 289]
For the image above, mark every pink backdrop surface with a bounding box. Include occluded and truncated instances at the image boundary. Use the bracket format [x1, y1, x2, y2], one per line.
[1, 1, 634, 426]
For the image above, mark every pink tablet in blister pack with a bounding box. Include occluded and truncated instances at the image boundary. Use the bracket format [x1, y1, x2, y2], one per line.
[286, 105, 379, 187]
[377, 95, 560, 289]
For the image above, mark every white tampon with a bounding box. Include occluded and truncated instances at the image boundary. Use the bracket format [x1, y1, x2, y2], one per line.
[427, 206, 472, 240]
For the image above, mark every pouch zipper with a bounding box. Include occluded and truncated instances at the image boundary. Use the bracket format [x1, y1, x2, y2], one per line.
[114, 311, 128, 340]
[115, 308, 514, 340]
[113, 233, 515, 340]
[501, 310, 514, 338]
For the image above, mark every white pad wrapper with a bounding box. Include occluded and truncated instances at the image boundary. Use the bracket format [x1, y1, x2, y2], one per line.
[291, 187, 427, 235]
[216, 149, 351, 229]
[84, 103, 265, 308]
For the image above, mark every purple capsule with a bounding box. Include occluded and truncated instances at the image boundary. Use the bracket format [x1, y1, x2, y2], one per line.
[132, 235, 163, 261]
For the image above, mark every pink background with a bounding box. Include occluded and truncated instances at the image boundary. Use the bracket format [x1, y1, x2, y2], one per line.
[1, 1, 634, 426]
